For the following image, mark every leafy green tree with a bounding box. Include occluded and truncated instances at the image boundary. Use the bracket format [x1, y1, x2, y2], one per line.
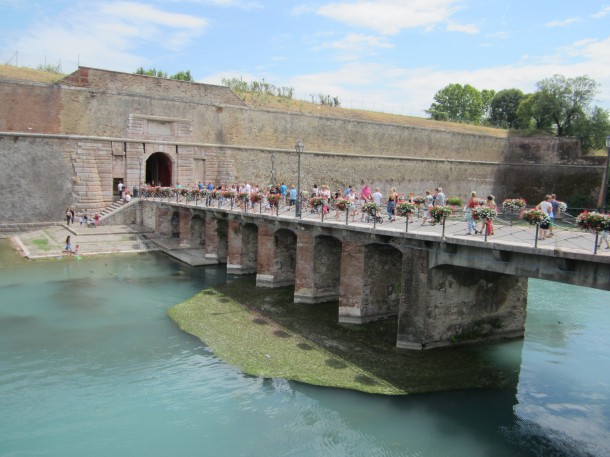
[427, 83, 484, 123]
[480, 89, 496, 121]
[516, 93, 554, 130]
[568, 106, 610, 153]
[170, 70, 192, 81]
[536, 74, 599, 136]
[489, 89, 525, 128]
[135, 67, 168, 78]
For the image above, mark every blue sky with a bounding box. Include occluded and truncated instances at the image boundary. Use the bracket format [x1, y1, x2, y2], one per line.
[2, 0, 610, 117]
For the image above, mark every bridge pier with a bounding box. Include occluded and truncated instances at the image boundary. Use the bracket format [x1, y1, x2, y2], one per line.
[256, 224, 297, 287]
[294, 232, 342, 303]
[338, 242, 402, 323]
[227, 219, 258, 274]
[397, 247, 528, 350]
[203, 214, 227, 264]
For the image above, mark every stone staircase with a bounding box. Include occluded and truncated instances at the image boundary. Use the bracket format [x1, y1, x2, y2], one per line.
[99, 199, 126, 218]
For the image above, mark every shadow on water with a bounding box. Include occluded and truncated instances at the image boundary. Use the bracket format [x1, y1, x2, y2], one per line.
[212, 276, 524, 395]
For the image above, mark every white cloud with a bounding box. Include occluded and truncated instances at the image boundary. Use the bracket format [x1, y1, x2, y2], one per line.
[445, 20, 479, 34]
[5, 2, 209, 70]
[592, 6, 610, 18]
[265, 36, 610, 116]
[321, 33, 394, 51]
[316, 0, 468, 35]
[545, 17, 580, 27]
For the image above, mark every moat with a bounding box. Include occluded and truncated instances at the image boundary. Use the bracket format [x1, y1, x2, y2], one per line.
[0, 243, 609, 456]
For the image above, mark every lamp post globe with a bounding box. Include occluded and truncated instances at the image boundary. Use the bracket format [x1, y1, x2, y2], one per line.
[295, 140, 304, 218]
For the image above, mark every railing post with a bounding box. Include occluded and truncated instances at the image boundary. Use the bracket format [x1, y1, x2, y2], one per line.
[534, 224, 539, 248]
[594, 232, 599, 254]
[441, 215, 446, 240]
[484, 219, 488, 242]
[373, 209, 376, 229]
[405, 214, 409, 232]
[230, 197, 234, 210]
[195, 194, 198, 206]
[345, 207, 349, 225]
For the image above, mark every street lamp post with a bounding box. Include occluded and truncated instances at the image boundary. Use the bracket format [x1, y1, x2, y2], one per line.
[603, 135, 610, 213]
[295, 140, 304, 218]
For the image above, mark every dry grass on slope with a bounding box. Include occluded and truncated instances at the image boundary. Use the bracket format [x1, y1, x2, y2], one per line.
[238, 91, 508, 138]
[0, 64, 64, 84]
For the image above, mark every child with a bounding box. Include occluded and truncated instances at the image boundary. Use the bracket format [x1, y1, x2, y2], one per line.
[75, 245, 80, 255]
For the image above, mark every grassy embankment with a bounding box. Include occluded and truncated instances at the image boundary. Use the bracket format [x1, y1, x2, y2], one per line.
[169, 279, 519, 395]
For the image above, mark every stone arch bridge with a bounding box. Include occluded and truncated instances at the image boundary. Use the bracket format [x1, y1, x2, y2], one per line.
[141, 200, 610, 350]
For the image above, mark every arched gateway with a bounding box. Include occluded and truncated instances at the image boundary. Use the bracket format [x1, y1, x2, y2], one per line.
[146, 152, 172, 186]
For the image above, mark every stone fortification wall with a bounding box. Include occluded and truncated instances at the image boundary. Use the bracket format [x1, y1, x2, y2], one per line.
[0, 69, 606, 223]
[0, 80, 63, 134]
[52, 68, 507, 161]
[0, 135, 75, 222]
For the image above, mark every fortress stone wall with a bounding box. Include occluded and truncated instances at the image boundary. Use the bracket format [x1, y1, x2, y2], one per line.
[0, 67, 605, 224]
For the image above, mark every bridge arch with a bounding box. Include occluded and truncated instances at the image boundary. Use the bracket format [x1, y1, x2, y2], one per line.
[146, 152, 173, 186]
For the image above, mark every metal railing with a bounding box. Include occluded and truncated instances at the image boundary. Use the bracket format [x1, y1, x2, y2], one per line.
[139, 187, 610, 256]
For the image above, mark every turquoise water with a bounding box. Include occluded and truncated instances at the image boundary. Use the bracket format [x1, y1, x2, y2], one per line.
[0, 251, 609, 456]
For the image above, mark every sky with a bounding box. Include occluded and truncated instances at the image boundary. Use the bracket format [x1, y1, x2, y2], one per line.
[1, 0, 610, 117]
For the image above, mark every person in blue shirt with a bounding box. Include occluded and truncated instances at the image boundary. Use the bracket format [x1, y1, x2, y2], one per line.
[197, 181, 204, 190]
[289, 185, 297, 206]
[280, 183, 288, 204]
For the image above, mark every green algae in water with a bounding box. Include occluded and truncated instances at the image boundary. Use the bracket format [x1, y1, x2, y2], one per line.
[169, 277, 519, 395]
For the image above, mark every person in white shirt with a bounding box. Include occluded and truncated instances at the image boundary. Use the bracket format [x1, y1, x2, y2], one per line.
[372, 188, 382, 205]
[536, 195, 553, 239]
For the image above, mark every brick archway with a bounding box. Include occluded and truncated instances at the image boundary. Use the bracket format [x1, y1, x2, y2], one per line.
[146, 152, 172, 186]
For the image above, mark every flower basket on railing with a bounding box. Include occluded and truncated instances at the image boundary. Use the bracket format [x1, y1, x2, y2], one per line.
[237, 192, 250, 203]
[250, 193, 263, 204]
[521, 209, 550, 226]
[179, 188, 189, 196]
[361, 202, 380, 215]
[502, 198, 527, 211]
[334, 198, 351, 211]
[159, 187, 173, 197]
[210, 190, 221, 200]
[558, 201, 568, 212]
[198, 189, 210, 198]
[575, 211, 609, 232]
[429, 205, 453, 222]
[309, 197, 326, 209]
[266, 194, 282, 206]
[472, 206, 497, 221]
[396, 202, 417, 217]
[412, 196, 426, 205]
[222, 190, 235, 199]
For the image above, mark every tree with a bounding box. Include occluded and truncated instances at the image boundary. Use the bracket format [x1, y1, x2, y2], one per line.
[516, 93, 554, 131]
[536, 74, 599, 136]
[135, 67, 168, 78]
[427, 83, 484, 123]
[568, 106, 610, 153]
[170, 70, 192, 81]
[489, 89, 525, 128]
[480, 89, 496, 121]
